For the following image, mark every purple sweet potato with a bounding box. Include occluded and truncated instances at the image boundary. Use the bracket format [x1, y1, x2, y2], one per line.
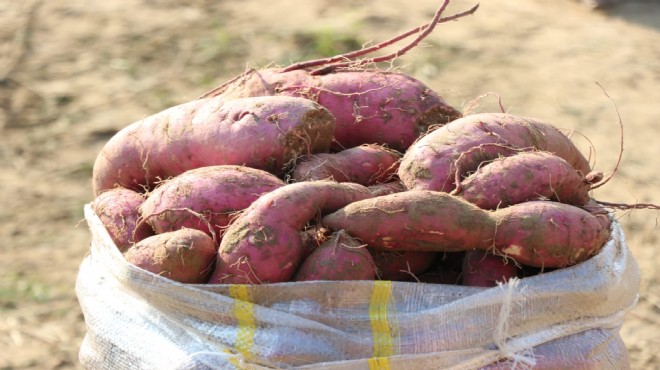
[491, 200, 610, 267]
[91, 187, 153, 252]
[461, 250, 519, 287]
[322, 191, 610, 268]
[294, 230, 376, 281]
[92, 95, 335, 195]
[399, 113, 593, 192]
[213, 68, 462, 152]
[291, 144, 400, 186]
[454, 151, 593, 209]
[208, 181, 373, 284]
[371, 250, 436, 281]
[321, 191, 496, 252]
[123, 228, 216, 284]
[139, 165, 284, 239]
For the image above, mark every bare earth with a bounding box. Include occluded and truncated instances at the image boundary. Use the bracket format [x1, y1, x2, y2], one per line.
[1, 0, 658, 368]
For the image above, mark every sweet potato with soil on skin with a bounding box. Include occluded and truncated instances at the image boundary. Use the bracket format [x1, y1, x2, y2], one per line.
[292, 144, 401, 186]
[123, 228, 216, 284]
[321, 191, 496, 252]
[322, 191, 611, 268]
[454, 151, 593, 209]
[139, 165, 284, 240]
[461, 250, 519, 287]
[211, 68, 462, 152]
[399, 113, 594, 192]
[492, 200, 611, 267]
[367, 180, 406, 197]
[371, 250, 436, 281]
[91, 187, 153, 252]
[92, 95, 335, 195]
[208, 181, 373, 284]
[294, 230, 376, 282]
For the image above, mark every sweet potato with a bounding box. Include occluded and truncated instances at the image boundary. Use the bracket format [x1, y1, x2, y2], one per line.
[491, 200, 610, 267]
[123, 228, 216, 284]
[294, 230, 376, 281]
[371, 250, 436, 281]
[399, 113, 593, 192]
[454, 151, 592, 209]
[212, 69, 462, 152]
[322, 191, 610, 268]
[91, 187, 153, 252]
[321, 191, 496, 252]
[92, 95, 335, 195]
[208, 181, 373, 284]
[291, 144, 400, 186]
[461, 250, 519, 287]
[139, 165, 284, 239]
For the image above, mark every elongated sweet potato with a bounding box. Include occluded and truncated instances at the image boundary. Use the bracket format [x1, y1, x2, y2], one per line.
[294, 230, 376, 281]
[322, 191, 610, 268]
[399, 113, 593, 192]
[92, 95, 335, 195]
[208, 181, 373, 284]
[322, 191, 495, 252]
[454, 151, 593, 209]
[123, 228, 216, 284]
[212, 69, 462, 152]
[139, 165, 284, 239]
[291, 144, 400, 185]
[461, 250, 518, 287]
[91, 187, 153, 252]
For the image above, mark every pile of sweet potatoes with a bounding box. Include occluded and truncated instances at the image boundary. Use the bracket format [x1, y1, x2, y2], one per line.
[89, 0, 617, 287]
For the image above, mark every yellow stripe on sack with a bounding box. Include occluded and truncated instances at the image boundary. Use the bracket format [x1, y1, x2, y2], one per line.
[368, 357, 392, 370]
[229, 285, 256, 363]
[368, 280, 393, 370]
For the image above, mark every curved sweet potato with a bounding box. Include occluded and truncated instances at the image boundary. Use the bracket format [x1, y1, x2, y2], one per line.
[92, 95, 335, 195]
[123, 228, 216, 284]
[139, 165, 284, 239]
[91, 187, 153, 252]
[294, 230, 376, 281]
[399, 113, 593, 192]
[215, 68, 462, 152]
[491, 201, 610, 267]
[454, 151, 592, 209]
[291, 144, 400, 186]
[208, 181, 373, 284]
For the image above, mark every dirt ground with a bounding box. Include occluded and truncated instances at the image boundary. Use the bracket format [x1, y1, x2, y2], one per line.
[0, 0, 658, 368]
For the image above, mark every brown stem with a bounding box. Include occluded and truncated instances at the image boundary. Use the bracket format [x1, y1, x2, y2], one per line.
[594, 200, 660, 211]
[310, 2, 480, 76]
[282, 2, 480, 73]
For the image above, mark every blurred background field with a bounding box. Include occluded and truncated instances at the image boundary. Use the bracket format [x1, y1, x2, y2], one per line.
[1, 0, 658, 368]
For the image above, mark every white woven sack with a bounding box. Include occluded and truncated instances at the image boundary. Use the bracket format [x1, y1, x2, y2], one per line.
[76, 204, 640, 369]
